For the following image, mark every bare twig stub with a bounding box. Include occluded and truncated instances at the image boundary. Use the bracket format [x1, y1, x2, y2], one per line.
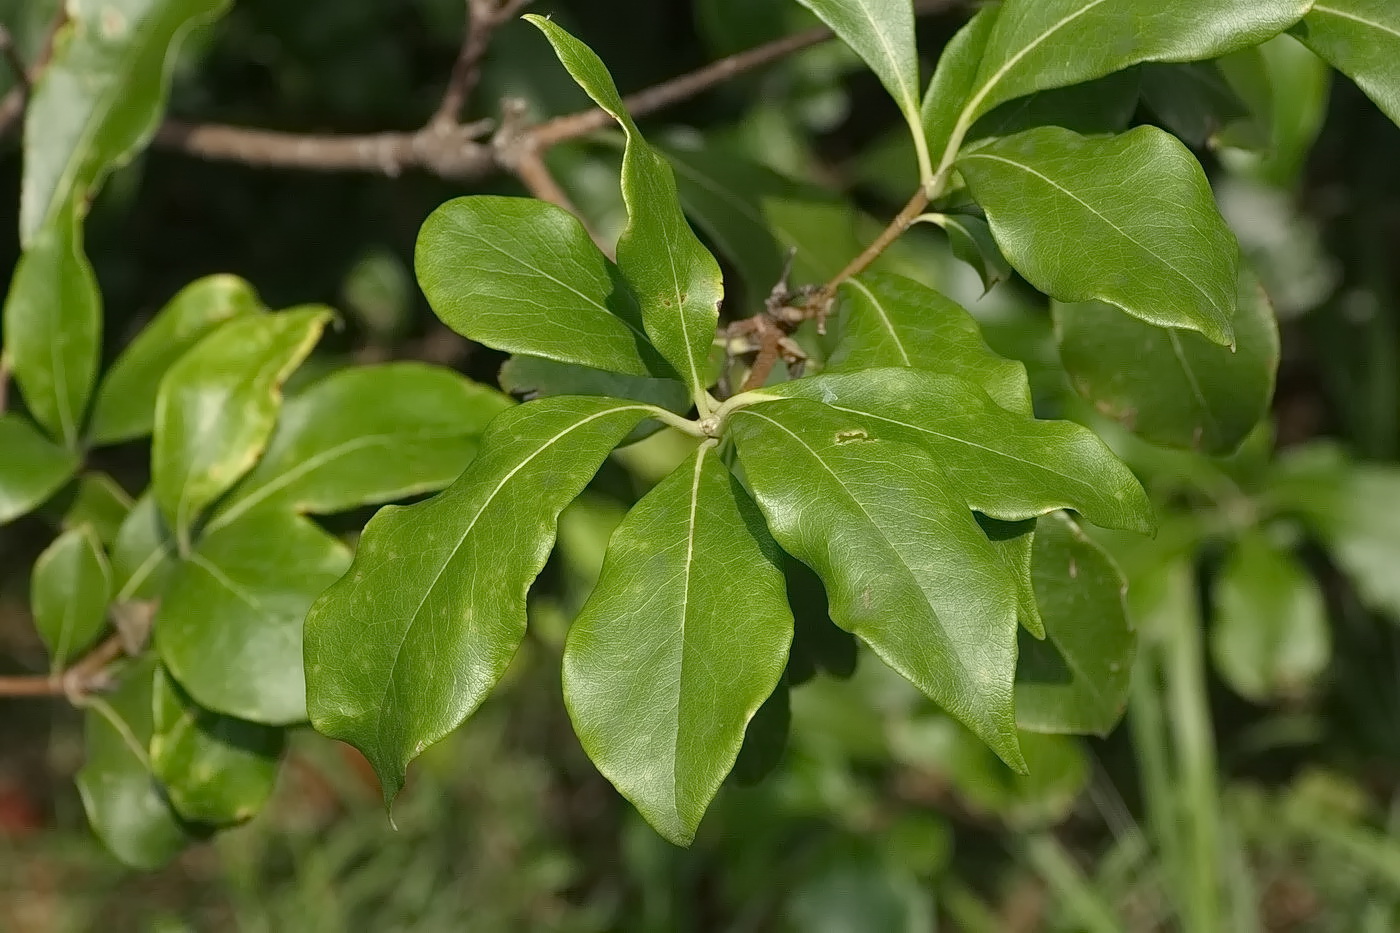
[432, 0, 534, 130]
[0, 634, 130, 700]
[0, 10, 65, 138]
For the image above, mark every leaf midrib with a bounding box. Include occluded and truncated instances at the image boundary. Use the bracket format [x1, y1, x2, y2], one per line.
[737, 408, 978, 690]
[845, 278, 912, 365]
[939, 0, 1112, 169]
[810, 397, 1105, 506]
[1311, 4, 1400, 40]
[666, 447, 707, 826]
[960, 149, 1221, 313]
[370, 404, 650, 761]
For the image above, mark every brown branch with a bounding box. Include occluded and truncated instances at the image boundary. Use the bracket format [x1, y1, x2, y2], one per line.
[0, 634, 128, 700]
[0, 11, 64, 139]
[151, 0, 961, 180]
[821, 188, 931, 297]
[153, 118, 496, 178]
[431, 0, 533, 129]
[0, 27, 29, 91]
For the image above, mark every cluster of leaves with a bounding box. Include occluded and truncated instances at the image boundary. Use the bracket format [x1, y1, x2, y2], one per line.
[5, 0, 1400, 876]
[303, 0, 1400, 848]
[0, 0, 509, 867]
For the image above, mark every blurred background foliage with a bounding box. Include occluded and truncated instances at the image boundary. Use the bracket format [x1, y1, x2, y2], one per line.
[5, 0, 1400, 929]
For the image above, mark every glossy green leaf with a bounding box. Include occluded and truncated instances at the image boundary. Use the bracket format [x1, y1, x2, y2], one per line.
[772, 369, 1153, 532]
[921, 214, 1015, 296]
[959, 126, 1241, 345]
[1294, 0, 1400, 127]
[528, 17, 722, 405]
[156, 507, 350, 725]
[565, 447, 792, 845]
[979, 515, 1045, 640]
[926, 0, 1312, 169]
[922, 7, 998, 165]
[1212, 531, 1329, 703]
[305, 397, 654, 802]
[662, 142, 869, 291]
[793, 0, 930, 181]
[77, 655, 190, 869]
[3, 215, 101, 447]
[1054, 270, 1279, 455]
[968, 69, 1142, 143]
[825, 272, 1032, 415]
[211, 363, 511, 531]
[1016, 512, 1134, 735]
[89, 275, 265, 446]
[416, 196, 661, 376]
[152, 307, 330, 545]
[20, 0, 232, 243]
[111, 493, 175, 603]
[0, 414, 79, 524]
[150, 667, 284, 825]
[32, 526, 112, 670]
[500, 355, 690, 414]
[1140, 62, 1253, 148]
[53, 473, 134, 546]
[730, 399, 1023, 769]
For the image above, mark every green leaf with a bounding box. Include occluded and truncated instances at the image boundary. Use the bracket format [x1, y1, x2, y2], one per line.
[731, 681, 791, 787]
[922, 7, 998, 166]
[730, 399, 1024, 770]
[500, 355, 689, 450]
[150, 667, 284, 826]
[662, 142, 870, 291]
[1212, 531, 1329, 703]
[968, 69, 1143, 143]
[1054, 270, 1279, 455]
[785, 556, 858, 685]
[111, 493, 175, 602]
[792, 0, 931, 182]
[772, 369, 1153, 532]
[89, 275, 266, 446]
[52, 473, 134, 546]
[927, 0, 1312, 169]
[500, 354, 691, 418]
[32, 526, 112, 670]
[3, 215, 101, 447]
[210, 363, 511, 531]
[920, 214, 1015, 296]
[1016, 512, 1135, 736]
[528, 17, 723, 406]
[1293, 1, 1400, 127]
[1270, 449, 1400, 621]
[416, 196, 662, 376]
[825, 272, 1032, 415]
[1222, 35, 1332, 188]
[979, 515, 1045, 640]
[959, 126, 1241, 346]
[1140, 62, 1254, 148]
[304, 397, 654, 803]
[156, 507, 351, 725]
[564, 447, 792, 845]
[76, 655, 190, 869]
[20, 0, 232, 243]
[152, 307, 331, 545]
[0, 414, 79, 524]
